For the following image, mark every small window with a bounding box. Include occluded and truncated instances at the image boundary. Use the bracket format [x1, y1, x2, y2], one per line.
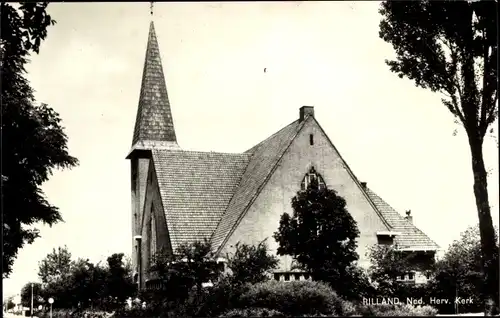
[295, 273, 301, 281]
[274, 273, 280, 281]
[284, 273, 290, 281]
[309, 134, 314, 145]
[408, 273, 414, 280]
[300, 166, 326, 190]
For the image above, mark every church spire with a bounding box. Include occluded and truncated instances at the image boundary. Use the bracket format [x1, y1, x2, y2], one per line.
[129, 16, 178, 155]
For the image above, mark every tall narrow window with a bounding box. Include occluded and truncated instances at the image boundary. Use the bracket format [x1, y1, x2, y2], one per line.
[300, 166, 326, 190]
[309, 134, 314, 145]
[150, 207, 157, 266]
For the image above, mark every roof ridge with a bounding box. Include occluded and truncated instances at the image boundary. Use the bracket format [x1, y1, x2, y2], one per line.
[210, 154, 254, 245]
[214, 117, 310, 254]
[152, 148, 252, 157]
[245, 119, 300, 154]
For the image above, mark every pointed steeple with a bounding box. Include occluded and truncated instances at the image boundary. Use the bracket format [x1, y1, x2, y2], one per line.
[129, 20, 179, 155]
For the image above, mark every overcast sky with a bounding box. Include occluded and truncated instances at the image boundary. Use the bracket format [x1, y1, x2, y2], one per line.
[3, 1, 498, 299]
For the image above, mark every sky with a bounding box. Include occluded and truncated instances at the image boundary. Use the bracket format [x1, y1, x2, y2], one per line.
[3, 1, 499, 299]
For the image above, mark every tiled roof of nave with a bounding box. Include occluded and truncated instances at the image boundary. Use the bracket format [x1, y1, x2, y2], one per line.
[152, 149, 250, 251]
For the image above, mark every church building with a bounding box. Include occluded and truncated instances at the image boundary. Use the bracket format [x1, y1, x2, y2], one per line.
[127, 21, 439, 290]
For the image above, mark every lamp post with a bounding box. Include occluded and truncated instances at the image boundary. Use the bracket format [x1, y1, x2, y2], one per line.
[48, 298, 54, 318]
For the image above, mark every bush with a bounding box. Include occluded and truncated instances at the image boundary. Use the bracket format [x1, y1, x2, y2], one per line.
[354, 303, 438, 316]
[219, 307, 284, 317]
[190, 276, 249, 317]
[38, 309, 113, 318]
[237, 280, 344, 316]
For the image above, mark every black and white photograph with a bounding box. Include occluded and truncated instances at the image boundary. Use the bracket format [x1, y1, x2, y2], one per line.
[2, 1, 499, 317]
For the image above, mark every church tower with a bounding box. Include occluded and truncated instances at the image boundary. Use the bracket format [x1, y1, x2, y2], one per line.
[126, 17, 179, 282]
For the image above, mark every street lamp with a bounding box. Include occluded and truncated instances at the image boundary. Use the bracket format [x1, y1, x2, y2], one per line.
[48, 298, 54, 318]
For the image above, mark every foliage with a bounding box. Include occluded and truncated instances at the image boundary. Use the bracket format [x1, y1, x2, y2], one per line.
[5, 296, 16, 310]
[38, 246, 73, 284]
[37, 309, 112, 318]
[20, 282, 43, 308]
[67, 258, 109, 309]
[354, 303, 437, 316]
[35, 247, 136, 311]
[273, 177, 362, 299]
[428, 225, 499, 314]
[379, 1, 498, 314]
[237, 280, 344, 316]
[195, 275, 251, 317]
[368, 244, 433, 297]
[226, 240, 279, 285]
[150, 239, 221, 302]
[218, 307, 285, 317]
[104, 253, 136, 309]
[1, 2, 79, 278]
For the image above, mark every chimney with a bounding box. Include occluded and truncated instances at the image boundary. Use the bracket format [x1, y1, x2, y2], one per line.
[299, 106, 314, 122]
[360, 182, 367, 189]
[405, 210, 413, 223]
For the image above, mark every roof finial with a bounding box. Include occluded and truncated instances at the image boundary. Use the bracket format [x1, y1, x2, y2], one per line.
[150, 1, 154, 16]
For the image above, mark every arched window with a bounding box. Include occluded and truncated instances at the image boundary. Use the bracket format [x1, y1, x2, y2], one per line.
[300, 166, 326, 190]
[149, 208, 157, 266]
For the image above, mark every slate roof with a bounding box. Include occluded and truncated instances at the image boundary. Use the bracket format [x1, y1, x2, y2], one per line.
[364, 187, 440, 250]
[152, 149, 250, 251]
[131, 21, 177, 150]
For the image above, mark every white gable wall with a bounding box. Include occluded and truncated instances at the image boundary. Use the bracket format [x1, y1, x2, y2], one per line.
[222, 117, 389, 270]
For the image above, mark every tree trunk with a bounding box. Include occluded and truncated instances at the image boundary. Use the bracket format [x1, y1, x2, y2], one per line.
[468, 138, 499, 316]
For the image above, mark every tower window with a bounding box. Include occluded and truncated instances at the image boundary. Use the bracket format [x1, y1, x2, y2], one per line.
[309, 134, 314, 145]
[300, 166, 326, 190]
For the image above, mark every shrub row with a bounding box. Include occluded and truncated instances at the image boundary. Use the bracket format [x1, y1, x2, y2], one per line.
[113, 279, 438, 317]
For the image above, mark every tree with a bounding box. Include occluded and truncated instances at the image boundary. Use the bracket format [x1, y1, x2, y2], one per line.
[38, 246, 72, 284]
[368, 244, 432, 300]
[66, 258, 108, 310]
[1, 2, 79, 278]
[20, 282, 43, 308]
[4, 297, 16, 311]
[273, 177, 362, 299]
[37, 246, 74, 309]
[150, 239, 221, 301]
[378, 1, 498, 314]
[226, 240, 279, 285]
[105, 253, 136, 309]
[429, 225, 499, 314]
